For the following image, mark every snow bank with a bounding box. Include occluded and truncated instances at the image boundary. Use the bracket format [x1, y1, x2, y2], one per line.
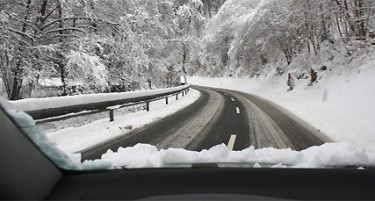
[99, 142, 375, 169]
[10, 85, 190, 112]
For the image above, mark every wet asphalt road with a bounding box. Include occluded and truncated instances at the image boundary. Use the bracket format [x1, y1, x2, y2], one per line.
[81, 86, 329, 161]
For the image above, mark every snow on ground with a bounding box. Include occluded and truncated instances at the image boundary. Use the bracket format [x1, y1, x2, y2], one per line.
[45, 89, 200, 154]
[189, 58, 375, 149]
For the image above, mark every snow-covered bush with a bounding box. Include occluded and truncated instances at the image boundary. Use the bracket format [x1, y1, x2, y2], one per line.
[64, 51, 108, 93]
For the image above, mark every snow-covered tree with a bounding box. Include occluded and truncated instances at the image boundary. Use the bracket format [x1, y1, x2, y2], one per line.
[191, 0, 375, 77]
[1, 0, 209, 99]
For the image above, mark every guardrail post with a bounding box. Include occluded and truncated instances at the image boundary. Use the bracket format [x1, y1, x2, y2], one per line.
[146, 102, 150, 111]
[166, 97, 169, 105]
[109, 109, 114, 122]
[182, 91, 185, 97]
[176, 94, 179, 100]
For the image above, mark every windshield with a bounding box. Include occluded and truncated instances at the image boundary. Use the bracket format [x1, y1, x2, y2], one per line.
[1, 0, 375, 170]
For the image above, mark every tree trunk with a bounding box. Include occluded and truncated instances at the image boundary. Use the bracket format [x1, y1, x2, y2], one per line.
[58, 1, 68, 96]
[40, 0, 49, 24]
[10, 63, 23, 100]
[320, 2, 329, 41]
[0, 49, 11, 98]
[355, 0, 366, 38]
[9, 0, 32, 100]
[182, 42, 188, 83]
[207, 0, 212, 17]
[91, 2, 98, 32]
[335, 12, 345, 42]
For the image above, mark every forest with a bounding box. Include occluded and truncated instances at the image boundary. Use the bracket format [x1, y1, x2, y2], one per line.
[1, 0, 374, 99]
[0, 0, 224, 99]
[194, 0, 375, 78]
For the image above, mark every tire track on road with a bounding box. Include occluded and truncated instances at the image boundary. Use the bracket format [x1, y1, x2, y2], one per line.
[228, 90, 331, 150]
[81, 88, 222, 161]
[189, 89, 250, 151]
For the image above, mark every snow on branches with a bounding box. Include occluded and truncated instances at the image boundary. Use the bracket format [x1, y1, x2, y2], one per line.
[65, 51, 108, 91]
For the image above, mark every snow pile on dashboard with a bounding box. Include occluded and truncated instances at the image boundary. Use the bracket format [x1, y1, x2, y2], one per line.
[99, 143, 375, 168]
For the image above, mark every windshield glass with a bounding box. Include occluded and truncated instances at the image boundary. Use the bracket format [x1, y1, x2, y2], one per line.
[1, 0, 375, 170]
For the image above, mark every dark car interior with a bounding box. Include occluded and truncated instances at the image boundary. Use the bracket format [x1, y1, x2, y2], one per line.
[1, 105, 375, 200]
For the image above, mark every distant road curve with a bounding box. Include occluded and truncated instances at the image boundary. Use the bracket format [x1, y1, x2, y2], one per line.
[81, 86, 331, 161]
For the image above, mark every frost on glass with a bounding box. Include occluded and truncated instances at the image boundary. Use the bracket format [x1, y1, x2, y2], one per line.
[0, 97, 111, 170]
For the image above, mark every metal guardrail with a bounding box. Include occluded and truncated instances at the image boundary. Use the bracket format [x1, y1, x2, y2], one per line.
[18, 85, 190, 124]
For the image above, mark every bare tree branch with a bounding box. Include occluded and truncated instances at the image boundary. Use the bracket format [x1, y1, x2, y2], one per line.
[42, 17, 119, 30]
[4, 12, 40, 32]
[42, 3, 62, 25]
[45, 34, 80, 40]
[1, 26, 35, 42]
[43, 27, 87, 35]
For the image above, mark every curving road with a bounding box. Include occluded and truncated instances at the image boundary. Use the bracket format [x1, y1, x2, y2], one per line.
[81, 86, 331, 161]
